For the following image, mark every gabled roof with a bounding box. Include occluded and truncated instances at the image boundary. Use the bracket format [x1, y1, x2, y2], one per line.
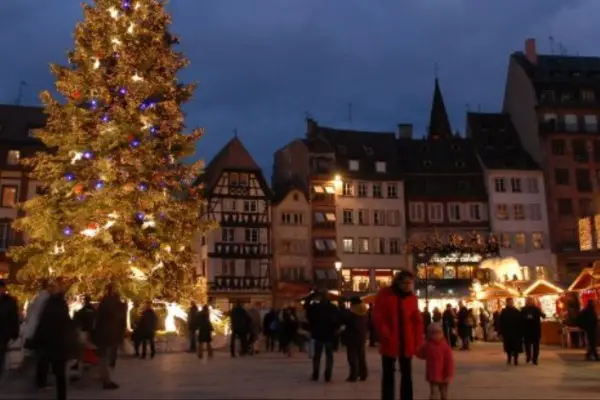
[428, 79, 453, 139]
[513, 52, 600, 85]
[272, 176, 309, 204]
[201, 137, 261, 190]
[0, 104, 46, 144]
[468, 112, 539, 170]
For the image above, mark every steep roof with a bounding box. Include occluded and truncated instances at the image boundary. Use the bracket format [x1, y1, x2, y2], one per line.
[202, 137, 261, 190]
[272, 176, 309, 204]
[468, 112, 538, 170]
[427, 79, 453, 139]
[0, 104, 46, 144]
[513, 52, 600, 85]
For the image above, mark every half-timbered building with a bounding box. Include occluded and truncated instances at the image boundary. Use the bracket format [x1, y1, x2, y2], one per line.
[197, 137, 272, 308]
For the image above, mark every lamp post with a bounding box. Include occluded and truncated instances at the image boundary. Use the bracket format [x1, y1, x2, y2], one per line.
[334, 260, 343, 295]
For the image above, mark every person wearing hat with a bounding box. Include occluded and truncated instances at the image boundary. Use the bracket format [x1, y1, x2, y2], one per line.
[343, 296, 369, 382]
[0, 279, 19, 379]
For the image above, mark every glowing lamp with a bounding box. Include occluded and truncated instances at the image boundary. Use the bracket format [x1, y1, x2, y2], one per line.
[334, 261, 342, 271]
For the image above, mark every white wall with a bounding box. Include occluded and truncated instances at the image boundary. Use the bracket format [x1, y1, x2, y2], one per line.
[486, 169, 556, 279]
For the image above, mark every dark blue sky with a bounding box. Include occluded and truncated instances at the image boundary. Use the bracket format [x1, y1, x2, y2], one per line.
[1, 1, 598, 173]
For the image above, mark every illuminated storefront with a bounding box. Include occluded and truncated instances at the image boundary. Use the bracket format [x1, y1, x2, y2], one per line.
[341, 269, 394, 295]
[415, 252, 493, 283]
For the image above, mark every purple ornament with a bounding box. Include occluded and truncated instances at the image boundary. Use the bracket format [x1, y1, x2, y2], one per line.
[130, 139, 141, 148]
[122, 0, 131, 9]
[101, 114, 110, 122]
[95, 180, 104, 190]
[119, 87, 127, 95]
[64, 173, 75, 181]
[63, 226, 73, 236]
[90, 99, 98, 109]
[83, 151, 93, 160]
[138, 182, 148, 191]
[135, 212, 145, 221]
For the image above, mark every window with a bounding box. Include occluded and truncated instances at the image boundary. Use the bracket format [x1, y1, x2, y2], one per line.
[325, 212, 336, 222]
[0, 223, 11, 251]
[373, 210, 385, 226]
[312, 185, 325, 194]
[239, 173, 249, 187]
[565, 114, 578, 132]
[245, 228, 259, 242]
[342, 182, 354, 196]
[501, 233, 511, 248]
[221, 228, 235, 242]
[343, 238, 354, 253]
[6, 150, 20, 166]
[579, 198, 593, 216]
[469, 203, 482, 221]
[244, 259, 254, 276]
[515, 233, 526, 249]
[386, 210, 400, 226]
[293, 213, 303, 225]
[281, 213, 292, 224]
[535, 266, 546, 279]
[386, 184, 397, 198]
[314, 239, 337, 251]
[554, 169, 570, 185]
[420, 205, 438, 225]
[529, 204, 542, 221]
[342, 209, 354, 225]
[532, 232, 544, 249]
[494, 178, 506, 193]
[576, 169, 592, 192]
[526, 177, 539, 193]
[544, 113, 557, 122]
[221, 259, 236, 276]
[448, 203, 461, 222]
[358, 209, 369, 225]
[372, 183, 382, 198]
[520, 266, 530, 281]
[572, 139, 588, 162]
[348, 160, 360, 171]
[389, 239, 401, 254]
[324, 186, 335, 194]
[358, 238, 369, 253]
[581, 89, 595, 102]
[373, 238, 385, 254]
[229, 173, 239, 186]
[357, 182, 367, 197]
[513, 204, 525, 220]
[375, 162, 387, 173]
[1, 186, 17, 208]
[551, 139, 565, 155]
[243, 200, 257, 213]
[584, 115, 598, 132]
[496, 204, 508, 220]
[314, 212, 336, 223]
[510, 177, 522, 193]
[558, 199, 573, 216]
[409, 202, 425, 222]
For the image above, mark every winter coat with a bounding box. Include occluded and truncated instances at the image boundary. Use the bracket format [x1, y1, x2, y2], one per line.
[499, 306, 523, 354]
[306, 300, 340, 342]
[263, 310, 277, 333]
[95, 293, 126, 348]
[344, 303, 369, 345]
[230, 305, 251, 333]
[248, 308, 262, 335]
[187, 305, 198, 331]
[0, 293, 19, 345]
[373, 287, 423, 358]
[442, 309, 455, 330]
[578, 305, 598, 334]
[74, 304, 96, 333]
[33, 293, 78, 361]
[521, 305, 545, 341]
[23, 290, 50, 343]
[138, 309, 158, 337]
[456, 307, 470, 337]
[196, 311, 213, 343]
[416, 339, 454, 384]
[432, 310, 442, 323]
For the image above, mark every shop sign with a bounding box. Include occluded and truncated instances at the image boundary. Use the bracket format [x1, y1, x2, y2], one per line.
[429, 253, 482, 264]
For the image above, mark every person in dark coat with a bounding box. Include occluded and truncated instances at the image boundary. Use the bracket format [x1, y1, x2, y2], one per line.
[456, 302, 470, 350]
[306, 291, 341, 382]
[432, 307, 442, 323]
[187, 301, 198, 353]
[95, 283, 126, 389]
[34, 280, 76, 400]
[578, 300, 599, 361]
[344, 297, 369, 382]
[138, 301, 157, 359]
[422, 307, 432, 334]
[196, 305, 213, 359]
[479, 307, 490, 342]
[0, 279, 19, 381]
[442, 304, 456, 347]
[499, 298, 523, 365]
[72, 295, 96, 376]
[279, 306, 298, 356]
[230, 301, 250, 357]
[334, 302, 349, 351]
[367, 303, 377, 347]
[262, 308, 278, 352]
[521, 297, 545, 364]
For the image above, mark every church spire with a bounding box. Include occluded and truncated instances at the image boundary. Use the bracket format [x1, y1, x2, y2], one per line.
[427, 78, 452, 139]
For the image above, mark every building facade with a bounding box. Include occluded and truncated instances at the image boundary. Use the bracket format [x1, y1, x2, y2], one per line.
[469, 112, 556, 281]
[197, 137, 272, 308]
[271, 183, 312, 306]
[0, 105, 46, 278]
[503, 38, 600, 281]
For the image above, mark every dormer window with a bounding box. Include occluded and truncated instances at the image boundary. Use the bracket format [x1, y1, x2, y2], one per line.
[375, 161, 386, 173]
[239, 173, 249, 187]
[348, 160, 360, 171]
[337, 145, 347, 154]
[363, 146, 374, 156]
[423, 160, 432, 167]
[229, 173, 239, 186]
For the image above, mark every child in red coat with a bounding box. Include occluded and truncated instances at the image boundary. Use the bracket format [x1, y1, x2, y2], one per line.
[416, 323, 455, 400]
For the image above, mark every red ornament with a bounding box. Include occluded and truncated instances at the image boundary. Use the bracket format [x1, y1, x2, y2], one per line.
[87, 222, 99, 230]
[127, 135, 135, 142]
[73, 184, 84, 195]
[72, 90, 80, 99]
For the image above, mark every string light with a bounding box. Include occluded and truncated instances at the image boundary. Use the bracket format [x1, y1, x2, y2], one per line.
[92, 58, 100, 69]
[132, 73, 143, 82]
[108, 6, 120, 19]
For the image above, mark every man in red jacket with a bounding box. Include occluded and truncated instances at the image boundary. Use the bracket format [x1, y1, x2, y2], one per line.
[373, 270, 423, 400]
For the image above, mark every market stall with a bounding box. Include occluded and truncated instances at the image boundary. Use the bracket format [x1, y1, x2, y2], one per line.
[472, 281, 521, 312]
[523, 279, 564, 345]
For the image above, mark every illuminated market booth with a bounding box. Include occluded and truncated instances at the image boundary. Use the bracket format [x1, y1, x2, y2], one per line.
[523, 279, 564, 345]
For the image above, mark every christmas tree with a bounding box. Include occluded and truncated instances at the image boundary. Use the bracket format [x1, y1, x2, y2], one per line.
[9, 0, 212, 300]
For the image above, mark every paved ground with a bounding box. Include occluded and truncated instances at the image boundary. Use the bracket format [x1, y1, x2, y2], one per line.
[3, 342, 600, 399]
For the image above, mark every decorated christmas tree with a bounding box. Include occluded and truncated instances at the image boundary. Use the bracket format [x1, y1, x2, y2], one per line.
[9, 0, 212, 300]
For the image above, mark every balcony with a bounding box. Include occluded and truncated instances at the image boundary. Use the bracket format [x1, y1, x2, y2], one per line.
[220, 212, 268, 227]
[209, 242, 270, 258]
[312, 221, 336, 229]
[313, 249, 337, 258]
[311, 193, 335, 205]
[209, 276, 271, 292]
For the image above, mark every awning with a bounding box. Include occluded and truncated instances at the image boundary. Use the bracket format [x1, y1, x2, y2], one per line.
[568, 268, 595, 292]
[478, 282, 520, 300]
[523, 279, 564, 297]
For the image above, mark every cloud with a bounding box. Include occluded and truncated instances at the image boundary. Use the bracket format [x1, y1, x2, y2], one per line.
[0, 0, 598, 173]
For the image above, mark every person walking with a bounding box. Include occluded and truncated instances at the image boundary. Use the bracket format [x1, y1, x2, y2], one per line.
[456, 302, 470, 350]
[479, 307, 490, 342]
[196, 305, 214, 359]
[432, 307, 442, 324]
[367, 303, 377, 348]
[0, 279, 19, 381]
[373, 270, 423, 400]
[577, 300, 599, 361]
[344, 297, 368, 382]
[187, 301, 198, 353]
[72, 295, 96, 378]
[95, 283, 126, 390]
[230, 301, 250, 357]
[306, 291, 340, 382]
[138, 301, 157, 359]
[441, 304, 456, 348]
[416, 323, 454, 400]
[248, 302, 262, 355]
[263, 308, 278, 352]
[499, 298, 523, 365]
[521, 297, 545, 365]
[422, 307, 432, 335]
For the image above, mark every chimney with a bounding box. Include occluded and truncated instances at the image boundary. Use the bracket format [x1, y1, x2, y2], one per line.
[306, 118, 318, 137]
[525, 38, 537, 65]
[397, 123, 413, 139]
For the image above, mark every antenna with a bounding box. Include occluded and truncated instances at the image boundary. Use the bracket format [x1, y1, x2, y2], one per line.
[549, 35, 555, 55]
[348, 103, 353, 125]
[15, 80, 27, 105]
[233, 128, 238, 138]
[558, 42, 568, 56]
[477, 104, 482, 112]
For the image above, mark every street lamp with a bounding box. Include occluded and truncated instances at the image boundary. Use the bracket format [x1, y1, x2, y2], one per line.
[334, 261, 343, 294]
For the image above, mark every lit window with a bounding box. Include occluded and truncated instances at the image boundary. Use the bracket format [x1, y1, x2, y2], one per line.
[348, 160, 360, 171]
[6, 150, 20, 166]
[324, 186, 335, 194]
[375, 162, 386, 173]
[373, 238, 385, 254]
[342, 182, 354, 196]
[535, 266, 546, 279]
[343, 238, 354, 253]
[515, 233, 526, 249]
[1, 186, 17, 208]
[494, 178, 505, 192]
[585, 115, 598, 133]
[312, 185, 324, 193]
[532, 232, 544, 249]
[564, 114, 578, 132]
[358, 238, 369, 253]
[513, 204, 525, 220]
[520, 266, 530, 281]
[501, 233, 511, 248]
[448, 203, 461, 222]
[409, 202, 425, 222]
[325, 212, 336, 222]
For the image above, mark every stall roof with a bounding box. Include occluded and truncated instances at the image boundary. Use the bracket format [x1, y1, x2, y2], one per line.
[523, 279, 564, 297]
[479, 282, 520, 300]
[568, 268, 596, 292]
